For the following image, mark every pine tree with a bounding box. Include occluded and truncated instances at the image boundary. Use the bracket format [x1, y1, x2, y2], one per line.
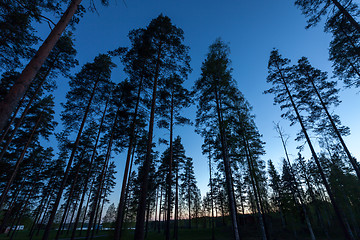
[180, 157, 199, 229]
[194, 39, 241, 240]
[133, 15, 191, 240]
[42, 54, 115, 240]
[293, 57, 360, 179]
[265, 49, 355, 240]
[294, 0, 360, 32]
[0, 0, 110, 133]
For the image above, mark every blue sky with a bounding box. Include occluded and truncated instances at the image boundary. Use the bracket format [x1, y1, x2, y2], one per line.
[36, 0, 360, 206]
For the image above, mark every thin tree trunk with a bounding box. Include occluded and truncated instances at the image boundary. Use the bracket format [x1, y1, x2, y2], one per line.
[158, 186, 163, 233]
[80, 180, 95, 235]
[42, 75, 101, 240]
[87, 110, 118, 240]
[95, 196, 106, 234]
[208, 145, 215, 240]
[174, 171, 179, 240]
[275, 123, 316, 240]
[55, 164, 82, 240]
[214, 86, 241, 240]
[114, 76, 143, 240]
[276, 64, 355, 240]
[165, 89, 174, 240]
[70, 98, 109, 240]
[145, 199, 151, 238]
[0, 0, 82, 132]
[306, 73, 360, 179]
[0, 112, 43, 208]
[134, 40, 163, 240]
[243, 140, 267, 240]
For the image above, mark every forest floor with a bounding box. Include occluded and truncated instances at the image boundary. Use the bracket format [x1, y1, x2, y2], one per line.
[0, 226, 335, 240]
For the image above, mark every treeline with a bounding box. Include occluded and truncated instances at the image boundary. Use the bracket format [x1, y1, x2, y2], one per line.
[0, 1, 359, 240]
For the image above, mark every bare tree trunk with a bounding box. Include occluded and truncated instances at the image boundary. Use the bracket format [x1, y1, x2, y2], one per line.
[80, 180, 95, 235]
[214, 86, 240, 240]
[173, 171, 179, 240]
[158, 186, 163, 233]
[208, 145, 215, 240]
[55, 165, 81, 240]
[0, 0, 82, 132]
[134, 40, 163, 240]
[165, 89, 174, 240]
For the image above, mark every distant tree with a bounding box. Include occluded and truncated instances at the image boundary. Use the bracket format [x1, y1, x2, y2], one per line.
[267, 160, 286, 229]
[180, 157, 199, 229]
[103, 203, 117, 226]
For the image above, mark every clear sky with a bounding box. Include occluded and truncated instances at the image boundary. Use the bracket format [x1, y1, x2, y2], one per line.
[36, 0, 360, 206]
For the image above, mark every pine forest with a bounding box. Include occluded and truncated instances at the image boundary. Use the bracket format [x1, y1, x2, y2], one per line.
[1, 0, 360, 239]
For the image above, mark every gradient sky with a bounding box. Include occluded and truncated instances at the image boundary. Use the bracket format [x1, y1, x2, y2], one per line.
[35, 0, 360, 206]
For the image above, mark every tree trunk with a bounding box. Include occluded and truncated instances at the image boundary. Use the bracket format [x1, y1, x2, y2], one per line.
[276, 64, 355, 240]
[55, 165, 81, 240]
[243, 140, 267, 240]
[173, 171, 179, 240]
[80, 180, 95, 235]
[0, 55, 58, 163]
[214, 86, 241, 240]
[134, 40, 163, 240]
[165, 89, 174, 240]
[87, 109, 118, 240]
[307, 73, 360, 179]
[0, 0, 82, 132]
[70, 98, 108, 240]
[42, 75, 101, 240]
[331, 0, 360, 34]
[158, 186, 163, 233]
[275, 123, 316, 240]
[114, 77, 143, 240]
[208, 145, 215, 240]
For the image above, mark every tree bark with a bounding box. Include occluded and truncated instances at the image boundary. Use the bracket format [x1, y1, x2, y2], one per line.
[0, 0, 82, 132]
